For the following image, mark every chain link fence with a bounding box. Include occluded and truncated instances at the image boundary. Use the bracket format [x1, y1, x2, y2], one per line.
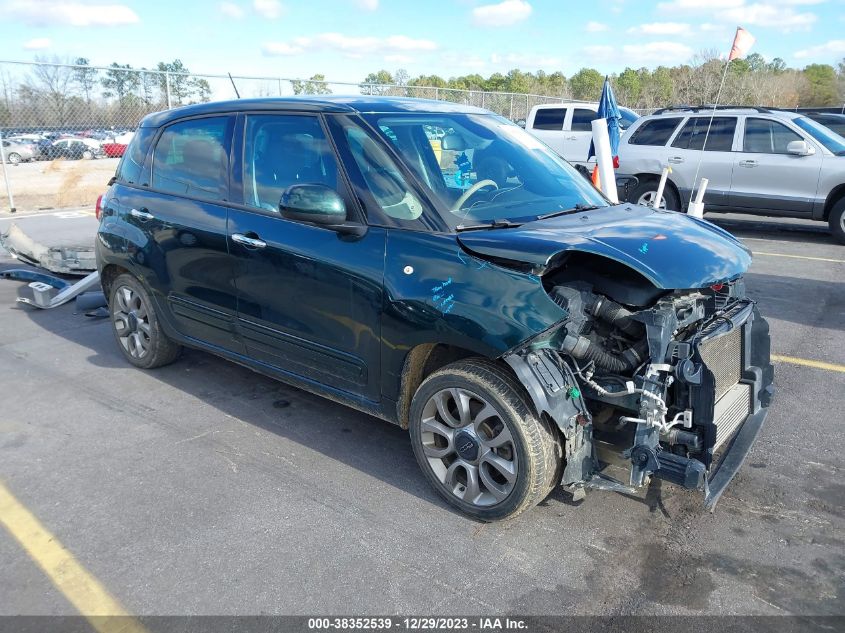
[0, 59, 577, 213]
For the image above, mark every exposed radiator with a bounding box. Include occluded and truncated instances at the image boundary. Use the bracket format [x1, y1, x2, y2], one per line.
[713, 383, 752, 450]
[699, 327, 743, 401]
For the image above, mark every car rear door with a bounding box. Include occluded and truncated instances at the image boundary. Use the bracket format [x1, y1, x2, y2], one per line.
[565, 106, 598, 167]
[126, 114, 242, 352]
[227, 112, 385, 402]
[729, 116, 823, 215]
[527, 107, 568, 158]
[666, 115, 738, 208]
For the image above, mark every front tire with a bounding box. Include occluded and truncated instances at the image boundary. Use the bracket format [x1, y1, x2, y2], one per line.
[629, 177, 680, 211]
[829, 198, 845, 245]
[82, 149, 94, 160]
[409, 359, 560, 521]
[7, 152, 21, 165]
[109, 274, 181, 369]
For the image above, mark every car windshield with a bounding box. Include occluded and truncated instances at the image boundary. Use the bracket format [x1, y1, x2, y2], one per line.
[361, 112, 608, 229]
[793, 116, 845, 155]
[620, 107, 639, 129]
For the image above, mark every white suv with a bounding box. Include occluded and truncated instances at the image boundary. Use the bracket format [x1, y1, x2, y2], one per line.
[526, 102, 639, 168]
[617, 106, 845, 243]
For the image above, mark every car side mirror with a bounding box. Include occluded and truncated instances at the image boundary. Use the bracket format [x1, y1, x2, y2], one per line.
[280, 184, 365, 236]
[787, 140, 815, 156]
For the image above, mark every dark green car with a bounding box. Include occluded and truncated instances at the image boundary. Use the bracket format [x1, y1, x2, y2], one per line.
[96, 97, 774, 520]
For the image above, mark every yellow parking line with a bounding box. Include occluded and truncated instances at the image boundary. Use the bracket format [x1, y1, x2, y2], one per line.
[772, 354, 845, 373]
[0, 481, 148, 633]
[752, 251, 845, 264]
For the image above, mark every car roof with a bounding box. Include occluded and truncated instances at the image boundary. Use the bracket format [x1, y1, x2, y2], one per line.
[640, 107, 807, 123]
[140, 96, 491, 128]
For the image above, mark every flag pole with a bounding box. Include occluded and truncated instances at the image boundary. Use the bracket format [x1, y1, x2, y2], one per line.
[687, 57, 732, 208]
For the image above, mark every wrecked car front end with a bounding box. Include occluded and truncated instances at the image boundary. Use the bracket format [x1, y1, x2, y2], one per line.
[460, 207, 775, 507]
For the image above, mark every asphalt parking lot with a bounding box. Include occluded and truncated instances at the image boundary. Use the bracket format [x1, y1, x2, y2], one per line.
[0, 211, 843, 619]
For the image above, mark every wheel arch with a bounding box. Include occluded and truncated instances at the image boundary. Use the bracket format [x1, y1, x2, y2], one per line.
[823, 184, 845, 222]
[630, 172, 682, 206]
[99, 263, 131, 297]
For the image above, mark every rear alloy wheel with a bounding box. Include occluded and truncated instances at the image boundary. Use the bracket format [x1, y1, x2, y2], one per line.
[409, 359, 560, 521]
[629, 178, 680, 211]
[82, 149, 94, 160]
[829, 198, 845, 245]
[109, 274, 181, 369]
[7, 152, 21, 165]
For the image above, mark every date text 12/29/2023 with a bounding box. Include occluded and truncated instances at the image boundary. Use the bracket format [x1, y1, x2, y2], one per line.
[307, 617, 528, 631]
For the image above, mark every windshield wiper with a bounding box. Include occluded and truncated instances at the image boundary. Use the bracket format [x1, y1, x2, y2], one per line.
[455, 218, 522, 232]
[536, 204, 601, 220]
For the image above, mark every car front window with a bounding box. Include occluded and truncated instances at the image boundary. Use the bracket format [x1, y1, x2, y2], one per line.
[361, 112, 607, 229]
[793, 116, 845, 156]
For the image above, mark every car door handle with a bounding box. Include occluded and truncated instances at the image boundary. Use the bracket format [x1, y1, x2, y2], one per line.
[129, 208, 154, 221]
[668, 156, 684, 164]
[565, 135, 577, 140]
[231, 233, 267, 249]
[739, 160, 757, 167]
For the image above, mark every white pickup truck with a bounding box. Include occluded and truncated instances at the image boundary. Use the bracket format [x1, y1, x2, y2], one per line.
[525, 102, 640, 168]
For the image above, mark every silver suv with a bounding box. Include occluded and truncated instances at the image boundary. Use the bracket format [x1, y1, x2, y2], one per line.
[617, 106, 845, 243]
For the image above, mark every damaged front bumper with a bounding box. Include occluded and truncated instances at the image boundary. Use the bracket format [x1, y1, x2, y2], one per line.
[504, 294, 775, 509]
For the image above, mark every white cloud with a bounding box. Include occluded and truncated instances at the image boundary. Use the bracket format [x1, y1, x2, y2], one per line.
[263, 33, 437, 57]
[794, 39, 845, 59]
[253, 0, 283, 19]
[656, 0, 743, 9]
[1, 1, 139, 26]
[584, 41, 694, 66]
[722, 3, 816, 31]
[628, 22, 692, 35]
[23, 37, 51, 50]
[586, 21, 608, 32]
[355, 0, 378, 9]
[219, 2, 244, 18]
[472, 0, 532, 27]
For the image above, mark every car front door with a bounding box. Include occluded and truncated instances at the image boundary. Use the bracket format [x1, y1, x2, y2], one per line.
[129, 114, 242, 353]
[666, 116, 737, 208]
[730, 116, 823, 215]
[227, 113, 385, 402]
[565, 107, 598, 167]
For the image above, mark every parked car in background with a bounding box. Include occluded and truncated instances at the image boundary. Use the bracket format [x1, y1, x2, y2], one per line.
[102, 142, 127, 158]
[616, 106, 845, 244]
[45, 138, 101, 160]
[526, 102, 639, 167]
[2, 139, 36, 164]
[802, 112, 845, 138]
[96, 96, 773, 521]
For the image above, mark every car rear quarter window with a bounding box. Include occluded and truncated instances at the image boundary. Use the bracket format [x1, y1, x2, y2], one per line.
[116, 127, 155, 185]
[532, 108, 566, 131]
[571, 108, 598, 132]
[743, 118, 802, 154]
[151, 116, 232, 201]
[672, 117, 737, 152]
[628, 117, 682, 146]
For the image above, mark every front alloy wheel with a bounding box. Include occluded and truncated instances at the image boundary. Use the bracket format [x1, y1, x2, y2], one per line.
[409, 359, 561, 521]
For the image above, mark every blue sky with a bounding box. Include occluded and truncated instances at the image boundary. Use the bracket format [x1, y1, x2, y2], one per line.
[2, 0, 844, 83]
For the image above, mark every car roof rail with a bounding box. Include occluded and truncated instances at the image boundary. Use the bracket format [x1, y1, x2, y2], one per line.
[652, 105, 772, 115]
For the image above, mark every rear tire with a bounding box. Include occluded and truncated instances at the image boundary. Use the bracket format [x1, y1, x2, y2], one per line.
[82, 150, 94, 160]
[629, 177, 680, 211]
[829, 198, 845, 245]
[7, 152, 21, 165]
[409, 358, 560, 521]
[109, 274, 181, 369]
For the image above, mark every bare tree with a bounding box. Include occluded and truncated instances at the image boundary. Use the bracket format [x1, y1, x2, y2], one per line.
[27, 55, 74, 125]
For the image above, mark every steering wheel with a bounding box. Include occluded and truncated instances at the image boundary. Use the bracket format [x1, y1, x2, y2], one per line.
[451, 179, 499, 212]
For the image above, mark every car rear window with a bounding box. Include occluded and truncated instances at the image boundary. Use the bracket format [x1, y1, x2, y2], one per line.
[672, 117, 737, 152]
[115, 127, 155, 185]
[532, 108, 566, 131]
[571, 108, 598, 132]
[628, 117, 682, 146]
[151, 117, 232, 201]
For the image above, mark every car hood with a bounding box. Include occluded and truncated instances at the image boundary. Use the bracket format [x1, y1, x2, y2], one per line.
[456, 204, 751, 289]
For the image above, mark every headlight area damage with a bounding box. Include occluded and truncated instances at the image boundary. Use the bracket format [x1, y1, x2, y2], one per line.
[502, 255, 775, 509]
